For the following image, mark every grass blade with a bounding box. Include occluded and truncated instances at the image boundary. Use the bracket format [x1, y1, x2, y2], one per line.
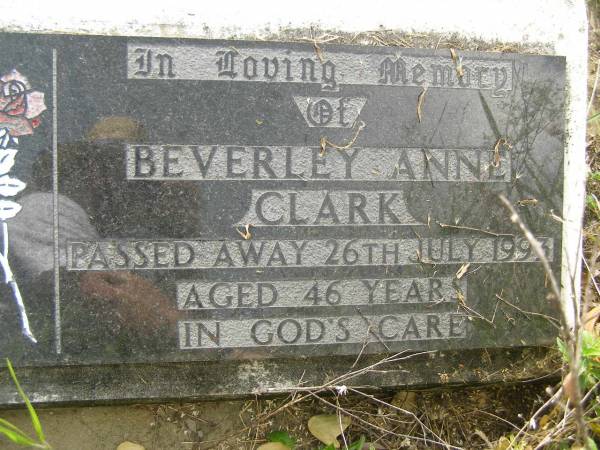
[5, 359, 46, 444]
[0, 417, 30, 438]
[0, 422, 37, 446]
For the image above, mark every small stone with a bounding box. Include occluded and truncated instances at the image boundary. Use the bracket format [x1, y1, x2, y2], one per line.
[117, 442, 145, 450]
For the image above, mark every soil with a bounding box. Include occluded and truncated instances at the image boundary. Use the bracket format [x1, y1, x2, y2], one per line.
[0, 381, 555, 449]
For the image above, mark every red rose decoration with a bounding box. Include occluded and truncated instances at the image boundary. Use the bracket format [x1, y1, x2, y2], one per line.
[0, 70, 46, 136]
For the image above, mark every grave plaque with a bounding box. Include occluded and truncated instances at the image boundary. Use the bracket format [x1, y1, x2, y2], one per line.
[0, 32, 567, 403]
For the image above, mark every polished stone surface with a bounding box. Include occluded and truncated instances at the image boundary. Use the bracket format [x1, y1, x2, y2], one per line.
[0, 32, 565, 403]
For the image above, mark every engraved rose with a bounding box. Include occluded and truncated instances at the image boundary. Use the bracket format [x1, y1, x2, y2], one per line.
[0, 69, 46, 136]
[0, 69, 46, 343]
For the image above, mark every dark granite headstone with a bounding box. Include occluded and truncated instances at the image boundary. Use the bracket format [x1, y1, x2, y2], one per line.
[0, 32, 565, 404]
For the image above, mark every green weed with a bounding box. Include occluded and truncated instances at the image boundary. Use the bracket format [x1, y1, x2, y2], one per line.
[0, 359, 50, 449]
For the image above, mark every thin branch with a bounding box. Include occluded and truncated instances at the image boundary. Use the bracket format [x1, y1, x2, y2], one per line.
[417, 86, 427, 123]
[438, 222, 513, 237]
[320, 121, 366, 155]
[583, 255, 600, 300]
[498, 194, 587, 445]
[498, 196, 560, 307]
[347, 387, 446, 445]
[305, 391, 460, 449]
[512, 385, 563, 443]
[495, 293, 561, 326]
[588, 59, 600, 116]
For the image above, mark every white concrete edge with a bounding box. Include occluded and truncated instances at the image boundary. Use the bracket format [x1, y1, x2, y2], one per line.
[0, 0, 587, 45]
[557, 1, 588, 327]
[0, 0, 588, 325]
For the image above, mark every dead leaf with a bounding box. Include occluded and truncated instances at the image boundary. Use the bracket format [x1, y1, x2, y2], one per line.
[314, 42, 325, 63]
[391, 391, 417, 413]
[450, 48, 458, 61]
[493, 436, 511, 450]
[454, 287, 466, 305]
[308, 414, 351, 448]
[456, 263, 470, 279]
[584, 305, 600, 333]
[449, 48, 464, 78]
[538, 413, 551, 429]
[538, 405, 560, 430]
[517, 198, 538, 206]
[473, 429, 492, 448]
[472, 390, 490, 409]
[493, 436, 531, 450]
[562, 371, 578, 402]
[257, 443, 291, 450]
[493, 138, 512, 167]
[117, 442, 145, 450]
[236, 224, 252, 240]
[589, 422, 600, 436]
[320, 136, 328, 156]
[417, 86, 427, 123]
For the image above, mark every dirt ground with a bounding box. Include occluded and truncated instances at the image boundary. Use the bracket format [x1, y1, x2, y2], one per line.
[1, 403, 189, 449]
[0, 399, 264, 449]
[0, 381, 556, 449]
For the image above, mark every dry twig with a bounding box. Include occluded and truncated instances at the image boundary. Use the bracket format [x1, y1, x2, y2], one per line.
[499, 194, 587, 446]
[320, 121, 366, 155]
[438, 221, 513, 237]
[493, 138, 512, 167]
[236, 224, 253, 240]
[417, 86, 428, 123]
[450, 48, 464, 78]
